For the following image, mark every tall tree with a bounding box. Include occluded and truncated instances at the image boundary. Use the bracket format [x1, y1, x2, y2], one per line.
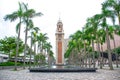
[37, 33, 48, 54]
[85, 15, 101, 68]
[29, 26, 40, 69]
[103, 0, 120, 26]
[44, 42, 52, 65]
[22, 3, 43, 69]
[99, 5, 114, 70]
[4, 2, 26, 70]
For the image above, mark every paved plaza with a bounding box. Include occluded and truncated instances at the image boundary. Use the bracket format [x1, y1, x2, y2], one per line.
[0, 68, 120, 80]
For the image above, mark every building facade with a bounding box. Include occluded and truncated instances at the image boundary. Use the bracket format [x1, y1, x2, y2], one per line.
[94, 34, 120, 51]
[64, 38, 70, 53]
[0, 53, 8, 63]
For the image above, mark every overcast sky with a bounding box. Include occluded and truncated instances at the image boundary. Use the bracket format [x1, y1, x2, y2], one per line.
[0, 0, 105, 53]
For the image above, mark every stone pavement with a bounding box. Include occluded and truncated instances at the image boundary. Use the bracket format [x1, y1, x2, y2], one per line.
[0, 68, 120, 80]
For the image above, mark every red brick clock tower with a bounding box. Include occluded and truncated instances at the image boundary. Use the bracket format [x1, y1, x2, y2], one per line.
[55, 19, 64, 65]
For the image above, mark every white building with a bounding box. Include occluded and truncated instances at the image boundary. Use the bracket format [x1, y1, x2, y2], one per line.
[64, 38, 70, 53]
[0, 53, 8, 63]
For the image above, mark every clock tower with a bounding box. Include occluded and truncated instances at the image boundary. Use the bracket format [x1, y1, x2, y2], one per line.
[55, 19, 64, 65]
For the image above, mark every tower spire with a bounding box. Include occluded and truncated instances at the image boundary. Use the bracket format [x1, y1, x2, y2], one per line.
[58, 12, 61, 22]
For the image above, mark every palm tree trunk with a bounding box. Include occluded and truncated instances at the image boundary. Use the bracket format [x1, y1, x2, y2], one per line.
[48, 50, 50, 66]
[84, 41, 87, 67]
[71, 50, 74, 65]
[37, 43, 39, 53]
[87, 45, 91, 68]
[23, 27, 28, 69]
[74, 49, 78, 65]
[113, 35, 118, 68]
[97, 36, 102, 69]
[34, 43, 36, 66]
[101, 44, 104, 66]
[79, 53, 82, 67]
[41, 43, 44, 54]
[106, 27, 113, 70]
[92, 40, 95, 68]
[15, 21, 21, 70]
[29, 33, 32, 69]
[40, 42, 42, 53]
[112, 17, 118, 68]
[88, 53, 91, 68]
[48, 55, 50, 66]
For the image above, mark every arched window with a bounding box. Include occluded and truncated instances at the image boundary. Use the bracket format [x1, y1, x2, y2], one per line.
[58, 25, 61, 31]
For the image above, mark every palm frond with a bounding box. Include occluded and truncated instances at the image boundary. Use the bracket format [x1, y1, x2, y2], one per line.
[4, 12, 18, 21]
[16, 22, 21, 33]
[32, 12, 43, 18]
[33, 27, 40, 33]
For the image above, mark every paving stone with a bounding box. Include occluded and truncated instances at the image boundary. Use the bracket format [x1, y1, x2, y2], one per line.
[0, 68, 120, 80]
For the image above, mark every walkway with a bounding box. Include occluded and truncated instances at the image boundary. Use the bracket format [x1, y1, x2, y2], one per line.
[0, 68, 120, 80]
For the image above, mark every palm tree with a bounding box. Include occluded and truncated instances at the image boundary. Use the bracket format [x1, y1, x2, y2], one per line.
[69, 30, 84, 65]
[70, 40, 77, 65]
[109, 8, 119, 68]
[32, 28, 40, 66]
[99, 5, 114, 70]
[64, 40, 73, 64]
[4, 2, 25, 70]
[103, 0, 120, 26]
[85, 15, 101, 68]
[65, 29, 92, 66]
[49, 50, 54, 65]
[113, 25, 120, 67]
[44, 42, 52, 65]
[29, 25, 40, 69]
[22, 3, 43, 69]
[85, 28, 96, 68]
[97, 28, 106, 68]
[64, 39, 76, 65]
[103, 0, 120, 68]
[37, 33, 48, 54]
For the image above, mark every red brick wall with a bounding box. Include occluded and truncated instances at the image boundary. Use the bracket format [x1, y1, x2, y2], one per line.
[58, 42, 62, 63]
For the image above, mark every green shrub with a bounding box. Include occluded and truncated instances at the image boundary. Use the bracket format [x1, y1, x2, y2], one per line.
[0, 61, 22, 66]
[112, 47, 120, 55]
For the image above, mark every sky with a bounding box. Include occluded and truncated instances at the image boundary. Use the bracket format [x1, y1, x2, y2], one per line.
[0, 0, 105, 53]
